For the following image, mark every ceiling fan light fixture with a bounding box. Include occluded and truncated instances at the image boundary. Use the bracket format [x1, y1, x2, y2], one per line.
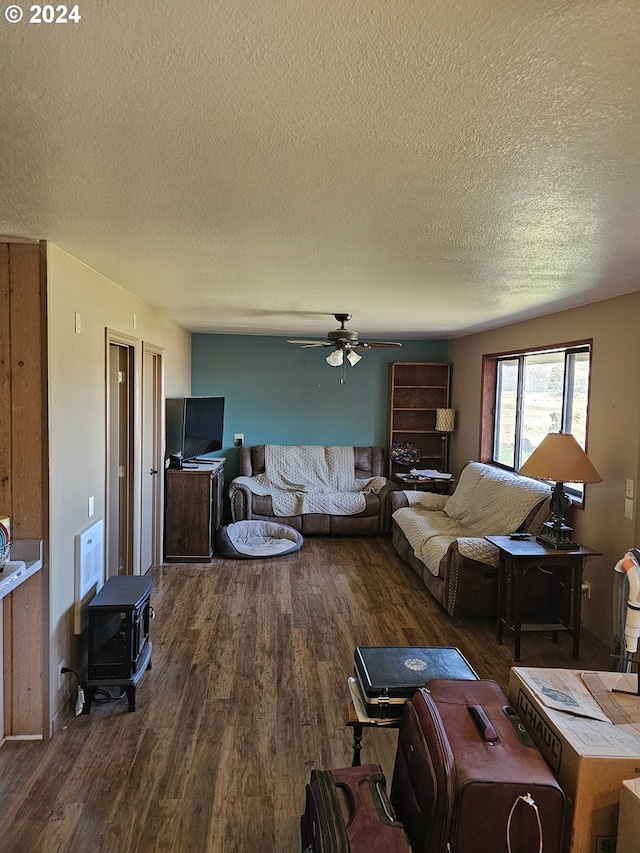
[288, 313, 402, 381]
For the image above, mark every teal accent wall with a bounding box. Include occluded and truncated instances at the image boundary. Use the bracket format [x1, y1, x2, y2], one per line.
[191, 334, 448, 478]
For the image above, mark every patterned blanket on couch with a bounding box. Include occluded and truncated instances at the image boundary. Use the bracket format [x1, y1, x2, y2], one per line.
[393, 462, 550, 575]
[229, 444, 387, 516]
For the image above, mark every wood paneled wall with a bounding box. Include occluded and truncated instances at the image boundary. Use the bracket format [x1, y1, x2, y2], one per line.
[0, 241, 49, 738]
[0, 242, 48, 537]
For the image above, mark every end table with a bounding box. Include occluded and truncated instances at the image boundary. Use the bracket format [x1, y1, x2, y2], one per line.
[486, 535, 602, 662]
[395, 475, 455, 494]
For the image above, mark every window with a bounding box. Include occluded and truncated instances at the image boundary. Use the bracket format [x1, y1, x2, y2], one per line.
[483, 341, 592, 500]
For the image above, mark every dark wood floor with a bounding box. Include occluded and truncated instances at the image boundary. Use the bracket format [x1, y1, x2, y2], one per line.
[0, 537, 610, 852]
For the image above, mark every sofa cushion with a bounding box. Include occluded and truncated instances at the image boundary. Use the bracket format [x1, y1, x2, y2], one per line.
[392, 507, 469, 576]
[444, 461, 550, 535]
[442, 463, 484, 521]
[405, 491, 449, 511]
[240, 444, 384, 479]
[250, 490, 380, 519]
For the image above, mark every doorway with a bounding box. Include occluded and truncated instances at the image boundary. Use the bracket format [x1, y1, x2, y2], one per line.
[106, 337, 135, 577]
[141, 344, 164, 573]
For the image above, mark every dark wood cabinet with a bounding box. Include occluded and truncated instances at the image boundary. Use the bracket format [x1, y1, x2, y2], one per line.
[164, 460, 225, 561]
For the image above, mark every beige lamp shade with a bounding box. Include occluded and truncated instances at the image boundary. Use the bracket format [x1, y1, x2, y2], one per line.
[518, 432, 602, 483]
[435, 408, 455, 433]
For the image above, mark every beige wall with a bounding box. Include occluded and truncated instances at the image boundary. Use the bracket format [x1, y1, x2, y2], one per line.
[448, 291, 640, 649]
[46, 244, 191, 730]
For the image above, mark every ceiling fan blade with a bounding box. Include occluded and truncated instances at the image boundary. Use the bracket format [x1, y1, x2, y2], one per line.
[287, 339, 331, 346]
[355, 341, 403, 349]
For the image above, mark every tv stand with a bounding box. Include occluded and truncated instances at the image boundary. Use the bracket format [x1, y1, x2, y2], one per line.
[164, 459, 225, 561]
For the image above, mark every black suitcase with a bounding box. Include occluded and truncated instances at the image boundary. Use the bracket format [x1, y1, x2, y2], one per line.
[390, 679, 565, 853]
[354, 646, 478, 718]
[301, 763, 411, 852]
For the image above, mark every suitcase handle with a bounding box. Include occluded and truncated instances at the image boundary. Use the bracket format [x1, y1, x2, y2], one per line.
[372, 776, 400, 825]
[507, 793, 543, 853]
[335, 776, 401, 830]
[468, 705, 499, 743]
[502, 705, 537, 749]
[335, 781, 356, 829]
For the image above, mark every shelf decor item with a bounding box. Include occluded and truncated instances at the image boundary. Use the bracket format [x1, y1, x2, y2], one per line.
[389, 441, 421, 466]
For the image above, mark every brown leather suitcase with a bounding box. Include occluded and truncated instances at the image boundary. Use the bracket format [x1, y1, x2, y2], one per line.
[390, 679, 565, 853]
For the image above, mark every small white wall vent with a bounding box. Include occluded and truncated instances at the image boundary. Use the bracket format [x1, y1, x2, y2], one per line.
[74, 519, 104, 634]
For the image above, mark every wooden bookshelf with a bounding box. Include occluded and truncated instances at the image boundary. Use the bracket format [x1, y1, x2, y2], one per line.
[388, 362, 452, 479]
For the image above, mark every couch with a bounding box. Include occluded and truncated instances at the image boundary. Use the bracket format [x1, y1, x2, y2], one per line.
[229, 445, 398, 535]
[390, 461, 553, 618]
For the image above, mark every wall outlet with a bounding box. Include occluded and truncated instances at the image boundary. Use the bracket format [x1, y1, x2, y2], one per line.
[234, 434, 244, 446]
[581, 581, 591, 599]
[74, 312, 81, 335]
[626, 479, 634, 499]
[58, 661, 67, 689]
[624, 498, 634, 520]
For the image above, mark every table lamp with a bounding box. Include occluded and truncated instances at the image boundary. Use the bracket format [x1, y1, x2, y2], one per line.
[518, 431, 602, 549]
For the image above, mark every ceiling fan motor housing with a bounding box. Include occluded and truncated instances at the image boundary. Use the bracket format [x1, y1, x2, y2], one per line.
[327, 328, 358, 344]
[286, 312, 401, 351]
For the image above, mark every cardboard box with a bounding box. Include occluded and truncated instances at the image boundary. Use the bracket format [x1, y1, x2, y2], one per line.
[617, 778, 640, 853]
[508, 667, 640, 853]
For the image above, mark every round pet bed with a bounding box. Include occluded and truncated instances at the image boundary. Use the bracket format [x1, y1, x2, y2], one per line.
[216, 520, 303, 559]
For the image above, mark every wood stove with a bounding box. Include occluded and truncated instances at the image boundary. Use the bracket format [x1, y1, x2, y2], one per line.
[83, 575, 153, 713]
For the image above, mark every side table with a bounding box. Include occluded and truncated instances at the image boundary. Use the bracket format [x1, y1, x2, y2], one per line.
[346, 678, 399, 766]
[395, 475, 455, 494]
[486, 535, 602, 662]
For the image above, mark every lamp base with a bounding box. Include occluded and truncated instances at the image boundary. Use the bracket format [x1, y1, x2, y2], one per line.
[536, 520, 579, 550]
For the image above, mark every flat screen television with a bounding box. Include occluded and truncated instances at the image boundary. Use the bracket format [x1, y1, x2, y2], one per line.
[165, 396, 225, 460]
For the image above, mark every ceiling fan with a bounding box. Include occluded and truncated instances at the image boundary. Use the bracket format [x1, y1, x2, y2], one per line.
[287, 314, 402, 371]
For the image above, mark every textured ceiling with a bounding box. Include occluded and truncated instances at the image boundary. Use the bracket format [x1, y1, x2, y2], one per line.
[1, 0, 638, 338]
